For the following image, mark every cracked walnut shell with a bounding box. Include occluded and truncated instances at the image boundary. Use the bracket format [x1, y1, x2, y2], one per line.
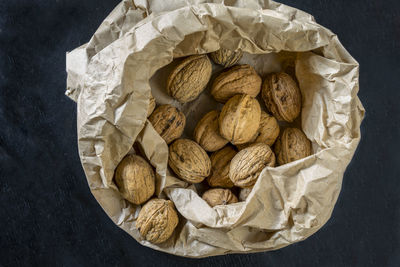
[219, 94, 261, 145]
[211, 64, 261, 103]
[274, 128, 312, 165]
[168, 139, 211, 183]
[207, 146, 236, 188]
[202, 188, 238, 207]
[209, 48, 243, 68]
[148, 104, 186, 145]
[167, 54, 212, 103]
[136, 198, 179, 244]
[262, 72, 301, 122]
[114, 154, 155, 205]
[229, 143, 276, 188]
[193, 110, 229, 152]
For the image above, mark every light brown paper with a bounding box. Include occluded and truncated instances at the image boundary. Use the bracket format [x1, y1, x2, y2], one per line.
[66, 0, 365, 257]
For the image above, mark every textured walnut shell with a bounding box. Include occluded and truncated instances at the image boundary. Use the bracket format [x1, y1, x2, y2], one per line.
[193, 110, 229, 152]
[147, 93, 156, 117]
[202, 188, 238, 207]
[229, 143, 276, 188]
[274, 128, 312, 165]
[114, 155, 155, 205]
[167, 55, 212, 103]
[168, 139, 211, 183]
[148, 104, 186, 144]
[239, 187, 253, 201]
[236, 111, 280, 150]
[219, 94, 261, 145]
[207, 146, 236, 188]
[211, 64, 262, 103]
[136, 198, 179, 244]
[262, 72, 301, 122]
[209, 48, 243, 68]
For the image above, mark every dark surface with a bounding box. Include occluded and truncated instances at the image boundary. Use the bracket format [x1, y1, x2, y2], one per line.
[0, 0, 399, 266]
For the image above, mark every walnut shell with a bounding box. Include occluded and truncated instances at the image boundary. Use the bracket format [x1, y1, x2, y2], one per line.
[147, 93, 156, 117]
[211, 64, 262, 103]
[262, 72, 301, 122]
[274, 128, 312, 165]
[207, 146, 237, 188]
[229, 143, 276, 188]
[193, 110, 229, 152]
[219, 94, 261, 145]
[239, 187, 253, 201]
[209, 48, 243, 68]
[148, 104, 186, 144]
[114, 155, 155, 205]
[167, 55, 212, 103]
[202, 188, 238, 207]
[136, 198, 179, 244]
[168, 139, 211, 183]
[236, 111, 280, 150]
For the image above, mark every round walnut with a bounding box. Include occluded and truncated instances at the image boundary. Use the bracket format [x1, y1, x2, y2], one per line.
[207, 146, 237, 188]
[209, 48, 243, 68]
[114, 154, 155, 205]
[202, 188, 238, 207]
[219, 94, 261, 145]
[193, 110, 229, 152]
[239, 187, 253, 201]
[147, 93, 156, 117]
[229, 143, 276, 188]
[167, 54, 212, 103]
[274, 128, 312, 165]
[136, 198, 179, 244]
[168, 139, 211, 183]
[148, 104, 186, 144]
[262, 72, 302, 122]
[211, 64, 262, 103]
[236, 111, 280, 150]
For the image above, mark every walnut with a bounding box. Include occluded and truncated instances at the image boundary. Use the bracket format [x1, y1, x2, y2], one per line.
[147, 92, 156, 117]
[114, 154, 155, 205]
[236, 111, 280, 150]
[219, 94, 261, 145]
[148, 104, 186, 144]
[262, 72, 301, 122]
[229, 143, 276, 188]
[239, 187, 253, 201]
[209, 48, 243, 68]
[193, 110, 229, 152]
[274, 128, 312, 165]
[136, 198, 179, 244]
[167, 54, 212, 103]
[168, 139, 211, 183]
[202, 188, 238, 207]
[211, 64, 262, 103]
[207, 146, 237, 188]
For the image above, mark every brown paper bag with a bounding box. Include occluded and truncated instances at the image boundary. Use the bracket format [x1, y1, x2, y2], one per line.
[66, 0, 365, 257]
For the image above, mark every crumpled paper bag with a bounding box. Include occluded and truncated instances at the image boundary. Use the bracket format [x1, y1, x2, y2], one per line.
[66, 0, 365, 257]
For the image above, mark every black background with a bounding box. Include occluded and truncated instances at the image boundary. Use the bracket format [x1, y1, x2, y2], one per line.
[1, 0, 399, 266]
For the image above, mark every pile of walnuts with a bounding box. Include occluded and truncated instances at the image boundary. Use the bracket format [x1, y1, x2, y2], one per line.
[114, 48, 312, 244]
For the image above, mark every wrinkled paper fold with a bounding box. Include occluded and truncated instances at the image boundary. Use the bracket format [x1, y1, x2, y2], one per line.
[66, 0, 364, 257]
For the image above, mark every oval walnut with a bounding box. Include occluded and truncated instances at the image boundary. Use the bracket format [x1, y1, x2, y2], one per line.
[114, 154, 155, 205]
[219, 94, 261, 145]
[136, 198, 179, 244]
[274, 128, 312, 165]
[168, 139, 211, 183]
[229, 143, 276, 188]
[167, 54, 212, 103]
[148, 104, 186, 145]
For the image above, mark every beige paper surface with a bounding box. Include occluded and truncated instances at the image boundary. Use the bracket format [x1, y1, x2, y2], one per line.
[66, 0, 365, 257]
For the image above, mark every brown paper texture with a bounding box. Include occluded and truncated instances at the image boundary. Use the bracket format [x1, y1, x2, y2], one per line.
[66, 0, 365, 257]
